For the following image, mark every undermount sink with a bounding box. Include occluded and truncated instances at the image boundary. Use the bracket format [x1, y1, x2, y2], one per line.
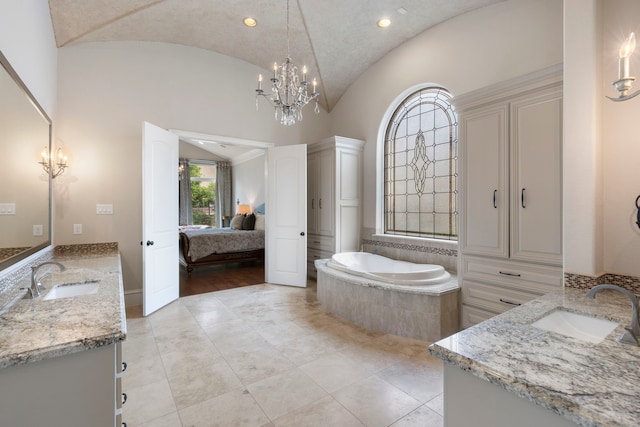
[43, 281, 100, 300]
[532, 309, 618, 344]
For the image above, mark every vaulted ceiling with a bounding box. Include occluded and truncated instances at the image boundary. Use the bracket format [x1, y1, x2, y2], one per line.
[48, 0, 505, 112]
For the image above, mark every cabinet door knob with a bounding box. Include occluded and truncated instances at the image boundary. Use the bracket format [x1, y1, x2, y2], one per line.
[146, 240, 154, 246]
[300, 232, 305, 236]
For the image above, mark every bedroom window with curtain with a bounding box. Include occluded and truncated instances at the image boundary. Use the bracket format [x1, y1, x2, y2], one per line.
[384, 86, 458, 240]
[189, 161, 217, 226]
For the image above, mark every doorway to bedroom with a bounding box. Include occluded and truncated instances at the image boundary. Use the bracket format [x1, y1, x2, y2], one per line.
[174, 129, 271, 296]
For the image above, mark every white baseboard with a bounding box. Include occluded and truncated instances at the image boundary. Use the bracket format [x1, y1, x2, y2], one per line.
[124, 289, 142, 307]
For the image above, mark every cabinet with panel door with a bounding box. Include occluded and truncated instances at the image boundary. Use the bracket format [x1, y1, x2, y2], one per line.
[458, 66, 563, 327]
[307, 136, 364, 278]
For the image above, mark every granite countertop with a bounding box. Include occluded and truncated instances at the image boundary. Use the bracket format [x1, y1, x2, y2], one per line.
[0, 251, 126, 369]
[429, 288, 640, 427]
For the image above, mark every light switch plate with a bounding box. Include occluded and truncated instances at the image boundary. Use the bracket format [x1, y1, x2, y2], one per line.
[96, 204, 113, 215]
[33, 224, 43, 236]
[73, 224, 82, 235]
[0, 203, 16, 215]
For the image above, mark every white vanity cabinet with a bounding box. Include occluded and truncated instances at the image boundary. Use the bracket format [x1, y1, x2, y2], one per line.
[458, 66, 563, 327]
[307, 136, 364, 277]
[0, 342, 124, 427]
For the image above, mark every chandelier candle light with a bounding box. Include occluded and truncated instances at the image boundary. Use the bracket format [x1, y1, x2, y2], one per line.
[255, 0, 320, 125]
[607, 32, 640, 101]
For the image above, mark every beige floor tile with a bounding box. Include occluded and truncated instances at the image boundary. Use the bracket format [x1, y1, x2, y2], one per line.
[273, 395, 364, 427]
[274, 332, 342, 366]
[254, 320, 310, 346]
[123, 282, 446, 426]
[425, 393, 444, 416]
[332, 375, 422, 427]
[168, 359, 243, 409]
[299, 352, 373, 393]
[247, 369, 328, 420]
[122, 348, 167, 390]
[178, 388, 270, 427]
[378, 357, 443, 403]
[222, 344, 295, 385]
[390, 404, 443, 427]
[123, 378, 177, 426]
[139, 411, 183, 427]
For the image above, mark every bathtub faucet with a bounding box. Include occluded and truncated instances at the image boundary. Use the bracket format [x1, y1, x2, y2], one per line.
[587, 284, 640, 346]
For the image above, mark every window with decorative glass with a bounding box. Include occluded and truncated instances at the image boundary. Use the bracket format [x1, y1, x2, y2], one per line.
[384, 86, 458, 240]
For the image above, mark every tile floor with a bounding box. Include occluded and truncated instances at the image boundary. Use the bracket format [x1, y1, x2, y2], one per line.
[123, 281, 444, 426]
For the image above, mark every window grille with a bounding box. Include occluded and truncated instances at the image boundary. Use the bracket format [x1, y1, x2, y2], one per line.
[384, 87, 458, 240]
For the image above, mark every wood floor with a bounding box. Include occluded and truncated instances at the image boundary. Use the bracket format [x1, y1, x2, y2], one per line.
[179, 261, 265, 297]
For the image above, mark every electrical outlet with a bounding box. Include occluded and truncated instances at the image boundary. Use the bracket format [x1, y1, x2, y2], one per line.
[73, 224, 82, 235]
[33, 224, 43, 236]
[96, 204, 113, 215]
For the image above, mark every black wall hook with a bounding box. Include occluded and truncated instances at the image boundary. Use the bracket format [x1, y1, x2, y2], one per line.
[636, 195, 640, 229]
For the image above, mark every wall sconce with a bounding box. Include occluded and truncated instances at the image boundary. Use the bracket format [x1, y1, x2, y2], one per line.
[178, 163, 185, 180]
[237, 204, 252, 215]
[607, 32, 640, 102]
[39, 146, 68, 178]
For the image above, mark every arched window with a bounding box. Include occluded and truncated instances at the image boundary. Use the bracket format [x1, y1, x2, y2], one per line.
[384, 86, 458, 240]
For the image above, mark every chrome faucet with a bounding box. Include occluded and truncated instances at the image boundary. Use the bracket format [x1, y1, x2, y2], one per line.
[587, 284, 640, 346]
[24, 261, 66, 298]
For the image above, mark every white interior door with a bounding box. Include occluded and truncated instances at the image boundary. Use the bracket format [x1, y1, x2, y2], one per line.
[142, 122, 179, 316]
[266, 145, 307, 287]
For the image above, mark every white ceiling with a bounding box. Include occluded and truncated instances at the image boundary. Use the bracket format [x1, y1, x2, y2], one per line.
[48, 0, 506, 113]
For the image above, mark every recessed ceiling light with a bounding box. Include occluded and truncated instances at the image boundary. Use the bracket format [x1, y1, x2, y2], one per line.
[377, 18, 391, 28]
[243, 17, 257, 27]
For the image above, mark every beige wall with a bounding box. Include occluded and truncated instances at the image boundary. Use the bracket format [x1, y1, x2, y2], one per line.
[54, 41, 331, 298]
[602, 0, 640, 277]
[330, 0, 564, 230]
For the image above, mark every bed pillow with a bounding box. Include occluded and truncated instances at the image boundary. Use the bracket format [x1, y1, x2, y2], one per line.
[254, 213, 265, 230]
[254, 203, 266, 214]
[242, 213, 256, 230]
[230, 214, 245, 230]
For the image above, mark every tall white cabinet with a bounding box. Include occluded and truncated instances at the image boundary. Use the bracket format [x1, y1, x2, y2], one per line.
[458, 66, 563, 327]
[307, 136, 365, 277]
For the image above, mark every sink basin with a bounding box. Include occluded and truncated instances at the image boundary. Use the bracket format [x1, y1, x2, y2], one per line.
[532, 309, 618, 344]
[43, 281, 100, 300]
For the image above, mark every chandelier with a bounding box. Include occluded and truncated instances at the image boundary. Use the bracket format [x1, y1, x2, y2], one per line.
[254, 0, 320, 126]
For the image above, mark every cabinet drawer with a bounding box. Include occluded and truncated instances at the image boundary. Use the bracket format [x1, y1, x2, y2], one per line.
[307, 249, 332, 278]
[461, 304, 497, 329]
[462, 279, 539, 314]
[308, 234, 334, 251]
[462, 255, 562, 294]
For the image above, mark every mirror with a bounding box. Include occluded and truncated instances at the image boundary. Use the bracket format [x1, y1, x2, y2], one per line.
[0, 51, 51, 270]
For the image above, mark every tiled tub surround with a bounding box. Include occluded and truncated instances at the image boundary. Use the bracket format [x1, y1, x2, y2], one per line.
[429, 288, 640, 427]
[316, 259, 460, 341]
[0, 243, 126, 368]
[361, 227, 458, 274]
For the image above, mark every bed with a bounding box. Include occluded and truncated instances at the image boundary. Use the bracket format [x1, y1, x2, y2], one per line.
[179, 226, 265, 274]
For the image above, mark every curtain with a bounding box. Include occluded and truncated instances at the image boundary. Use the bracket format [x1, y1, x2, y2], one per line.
[178, 158, 192, 225]
[216, 161, 233, 228]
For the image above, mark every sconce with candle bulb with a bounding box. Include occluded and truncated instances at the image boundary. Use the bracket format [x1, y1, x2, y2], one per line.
[38, 146, 68, 178]
[607, 32, 640, 101]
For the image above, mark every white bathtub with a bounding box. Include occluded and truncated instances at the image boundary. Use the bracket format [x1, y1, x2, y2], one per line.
[326, 252, 451, 286]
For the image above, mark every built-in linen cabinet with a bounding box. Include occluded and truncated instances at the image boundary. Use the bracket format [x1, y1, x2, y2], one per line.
[458, 66, 563, 327]
[307, 136, 364, 278]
